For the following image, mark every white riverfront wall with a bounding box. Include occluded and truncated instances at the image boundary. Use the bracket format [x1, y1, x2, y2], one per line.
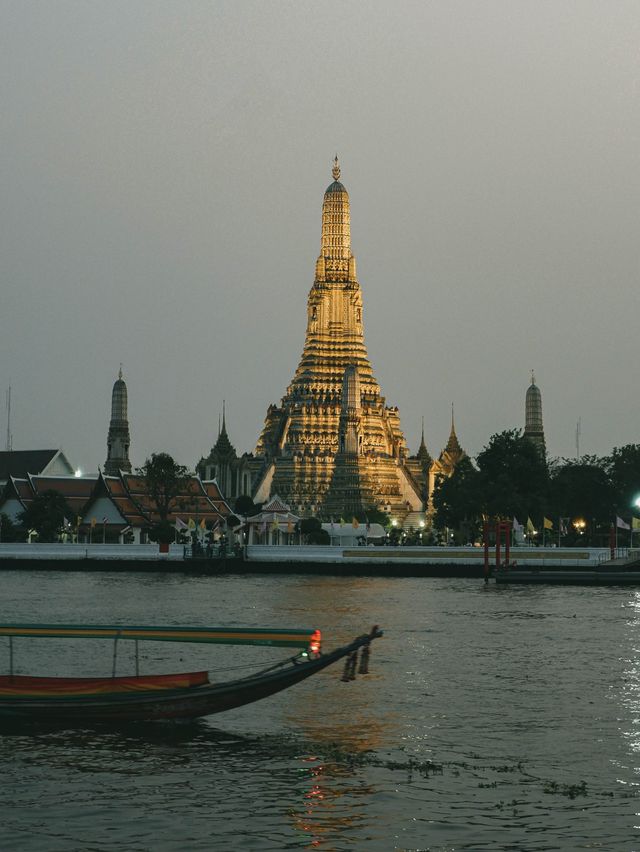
[0, 543, 185, 561]
[246, 545, 612, 568]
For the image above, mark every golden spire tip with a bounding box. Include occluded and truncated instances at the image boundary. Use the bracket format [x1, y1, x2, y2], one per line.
[332, 154, 340, 181]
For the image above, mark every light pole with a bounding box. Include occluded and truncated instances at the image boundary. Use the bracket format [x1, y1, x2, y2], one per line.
[632, 496, 640, 550]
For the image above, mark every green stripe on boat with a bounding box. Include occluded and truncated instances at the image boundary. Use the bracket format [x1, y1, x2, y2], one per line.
[0, 624, 318, 648]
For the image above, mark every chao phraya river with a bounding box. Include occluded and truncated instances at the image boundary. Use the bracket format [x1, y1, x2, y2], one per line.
[1, 569, 639, 851]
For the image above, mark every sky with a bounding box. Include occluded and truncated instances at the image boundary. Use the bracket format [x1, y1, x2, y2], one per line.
[1, 1, 639, 474]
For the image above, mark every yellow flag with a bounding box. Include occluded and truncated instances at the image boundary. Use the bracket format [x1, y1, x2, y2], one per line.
[543, 517, 553, 530]
[633, 517, 640, 530]
[199, 518, 206, 530]
[526, 517, 535, 533]
[90, 517, 97, 528]
[188, 518, 196, 530]
[287, 520, 294, 534]
[339, 517, 345, 527]
[352, 517, 359, 528]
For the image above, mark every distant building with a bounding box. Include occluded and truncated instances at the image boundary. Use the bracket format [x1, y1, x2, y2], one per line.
[104, 368, 132, 475]
[196, 405, 254, 505]
[0, 470, 231, 543]
[0, 449, 75, 491]
[523, 371, 546, 458]
[250, 158, 422, 520]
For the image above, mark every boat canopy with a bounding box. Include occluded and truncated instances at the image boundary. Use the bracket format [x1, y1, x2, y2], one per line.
[0, 624, 321, 649]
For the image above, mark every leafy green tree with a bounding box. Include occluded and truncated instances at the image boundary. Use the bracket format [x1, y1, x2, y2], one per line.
[137, 453, 191, 522]
[476, 429, 549, 521]
[234, 495, 258, 516]
[0, 512, 23, 542]
[18, 490, 74, 542]
[606, 445, 640, 516]
[432, 456, 481, 535]
[549, 457, 613, 522]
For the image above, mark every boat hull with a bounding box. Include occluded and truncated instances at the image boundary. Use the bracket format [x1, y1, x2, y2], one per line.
[0, 630, 381, 724]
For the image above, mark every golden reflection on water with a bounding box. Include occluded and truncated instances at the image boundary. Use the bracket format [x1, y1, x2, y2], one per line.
[275, 576, 395, 847]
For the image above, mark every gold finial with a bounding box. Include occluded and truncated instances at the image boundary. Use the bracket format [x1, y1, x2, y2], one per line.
[332, 154, 340, 181]
[118, 363, 123, 380]
[531, 370, 536, 385]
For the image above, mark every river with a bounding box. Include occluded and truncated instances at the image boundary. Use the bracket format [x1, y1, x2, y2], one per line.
[1, 569, 638, 850]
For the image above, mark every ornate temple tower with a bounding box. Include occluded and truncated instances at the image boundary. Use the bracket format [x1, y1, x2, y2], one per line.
[104, 367, 132, 475]
[428, 405, 466, 502]
[253, 158, 422, 518]
[524, 371, 546, 458]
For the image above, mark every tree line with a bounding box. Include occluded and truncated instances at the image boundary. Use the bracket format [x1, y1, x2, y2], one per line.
[431, 430, 640, 546]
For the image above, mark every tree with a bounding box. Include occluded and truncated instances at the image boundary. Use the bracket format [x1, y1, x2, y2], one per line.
[476, 429, 549, 522]
[548, 456, 613, 545]
[606, 445, 640, 516]
[137, 453, 191, 522]
[234, 495, 258, 517]
[549, 457, 612, 521]
[432, 456, 481, 535]
[298, 517, 329, 544]
[18, 490, 74, 542]
[0, 512, 23, 542]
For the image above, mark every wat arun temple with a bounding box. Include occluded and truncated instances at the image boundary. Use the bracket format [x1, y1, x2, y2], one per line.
[198, 159, 466, 520]
[248, 159, 464, 520]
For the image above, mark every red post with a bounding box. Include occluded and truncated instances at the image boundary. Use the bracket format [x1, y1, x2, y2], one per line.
[483, 520, 490, 582]
[609, 524, 616, 560]
[495, 527, 501, 569]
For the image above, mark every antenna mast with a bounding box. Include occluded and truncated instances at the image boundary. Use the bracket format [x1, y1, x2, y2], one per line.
[5, 386, 12, 452]
[575, 417, 581, 461]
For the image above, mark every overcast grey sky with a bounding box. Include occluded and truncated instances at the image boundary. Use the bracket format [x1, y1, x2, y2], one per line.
[1, 1, 639, 473]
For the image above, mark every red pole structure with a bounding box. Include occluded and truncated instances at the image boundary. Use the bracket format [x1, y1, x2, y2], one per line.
[495, 524, 501, 569]
[503, 521, 511, 568]
[609, 524, 616, 560]
[483, 520, 490, 583]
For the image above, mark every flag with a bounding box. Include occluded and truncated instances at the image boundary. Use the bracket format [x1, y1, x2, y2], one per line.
[271, 517, 279, 531]
[188, 518, 196, 530]
[632, 517, 640, 530]
[199, 518, 206, 530]
[543, 517, 553, 530]
[339, 517, 345, 527]
[365, 516, 370, 532]
[512, 517, 521, 531]
[330, 517, 335, 530]
[287, 520, 294, 534]
[560, 517, 570, 535]
[90, 517, 96, 528]
[616, 516, 630, 530]
[175, 518, 188, 531]
[352, 517, 359, 529]
[102, 517, 108, 524]
[63, 517, 69, 528]
[76, 516, 82, 527]
[526, 517, 535, 534]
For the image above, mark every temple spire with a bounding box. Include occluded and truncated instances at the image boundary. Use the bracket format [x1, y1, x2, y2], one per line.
[524, 371, 546, 458]
[332, 154, 340, 181]
[104, 368, 132, 475]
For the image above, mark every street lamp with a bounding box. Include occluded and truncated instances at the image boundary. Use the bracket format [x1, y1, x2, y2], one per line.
[573, 518, 586, 536]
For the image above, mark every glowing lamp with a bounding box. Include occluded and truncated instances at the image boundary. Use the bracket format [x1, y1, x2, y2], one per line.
[309, 629, 322, 655]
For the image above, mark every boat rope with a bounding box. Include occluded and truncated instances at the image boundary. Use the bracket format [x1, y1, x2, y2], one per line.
[341, 650, 358, 682]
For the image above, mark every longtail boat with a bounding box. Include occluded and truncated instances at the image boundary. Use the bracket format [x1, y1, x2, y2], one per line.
[0, 623, 382, 724]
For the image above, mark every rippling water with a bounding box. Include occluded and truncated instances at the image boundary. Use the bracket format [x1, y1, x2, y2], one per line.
[1, 569, 639, 850]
